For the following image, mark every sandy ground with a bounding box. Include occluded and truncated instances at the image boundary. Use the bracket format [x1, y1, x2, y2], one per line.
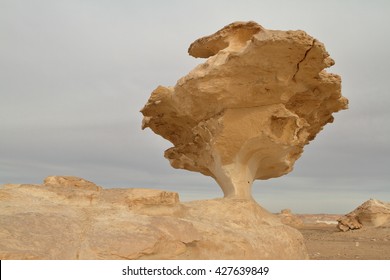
[298, 224, 390, 260]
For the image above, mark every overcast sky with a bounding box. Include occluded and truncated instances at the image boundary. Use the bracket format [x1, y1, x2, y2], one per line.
[1, 0, 389, 213]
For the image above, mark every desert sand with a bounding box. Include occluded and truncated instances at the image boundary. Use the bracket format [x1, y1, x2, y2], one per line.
[299, 220, 390, 260]
[280, 204, 390, 260]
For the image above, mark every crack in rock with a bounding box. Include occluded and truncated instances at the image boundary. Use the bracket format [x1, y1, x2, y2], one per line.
[292, 39, 316, 81]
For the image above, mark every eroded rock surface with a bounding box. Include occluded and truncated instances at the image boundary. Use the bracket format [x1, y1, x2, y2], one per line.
[337, 199, 390, 232]
[0, 176, 308, 259]
[141, 21, 348, 199]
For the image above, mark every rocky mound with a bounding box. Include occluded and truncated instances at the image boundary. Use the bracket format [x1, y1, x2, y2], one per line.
[141, 21, 348, 199]
[0, 176, 308, 259]
[337, 199, 390, 232]
[278, 209, 304, 228]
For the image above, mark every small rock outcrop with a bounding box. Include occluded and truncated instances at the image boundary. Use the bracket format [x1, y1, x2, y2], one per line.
[0, 176, 308, 259]
[141, 21, 348, 199]
[337, 199, 390, 232]
[44, 176, 102, 191]
[278, 209, 304, 228]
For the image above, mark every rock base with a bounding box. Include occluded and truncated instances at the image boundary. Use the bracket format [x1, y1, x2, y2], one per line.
[0, 176, 308, 259]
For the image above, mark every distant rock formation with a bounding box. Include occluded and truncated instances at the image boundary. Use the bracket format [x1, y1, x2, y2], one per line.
[0, 176, 308, 259]
[337, 199, 390, 232]
[141, 21, 348, 199]
[278, 209, 304, 228]
[296, 214, 341, 226]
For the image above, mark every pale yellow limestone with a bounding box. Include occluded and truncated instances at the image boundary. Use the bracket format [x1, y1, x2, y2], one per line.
[0, 176, 308, 259]
[141, 21, 348, 199]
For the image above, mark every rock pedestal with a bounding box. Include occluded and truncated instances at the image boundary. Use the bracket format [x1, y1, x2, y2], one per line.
[0, 177, 308, 259]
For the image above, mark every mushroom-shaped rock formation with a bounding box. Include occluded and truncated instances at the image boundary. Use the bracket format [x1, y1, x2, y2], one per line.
[141, 21, 348, 199]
